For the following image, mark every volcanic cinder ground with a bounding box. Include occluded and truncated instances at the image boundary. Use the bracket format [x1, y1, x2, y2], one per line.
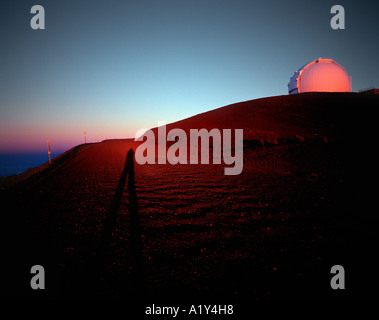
[1, 92, 378, 300]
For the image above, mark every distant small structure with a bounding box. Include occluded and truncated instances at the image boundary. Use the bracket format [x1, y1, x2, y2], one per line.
[47, 140, 51, 165]
[358, 88, 379, 95]
[288, 58, 351, 94]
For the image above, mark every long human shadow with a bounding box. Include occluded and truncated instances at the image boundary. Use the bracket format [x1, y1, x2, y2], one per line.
[97, 148, 144, 296]
[126, 148, 145, 294]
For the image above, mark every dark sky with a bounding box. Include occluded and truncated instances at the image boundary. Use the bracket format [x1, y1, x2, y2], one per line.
[0, 0, 378, 152]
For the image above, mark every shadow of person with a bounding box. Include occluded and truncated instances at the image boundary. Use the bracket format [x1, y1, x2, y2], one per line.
[92, 148, 145, 298]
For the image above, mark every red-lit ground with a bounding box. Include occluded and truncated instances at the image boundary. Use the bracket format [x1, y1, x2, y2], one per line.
[1, 93, 378, 300]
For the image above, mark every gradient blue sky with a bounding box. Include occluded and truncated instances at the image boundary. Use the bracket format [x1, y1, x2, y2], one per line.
[0, 0, 378, 152]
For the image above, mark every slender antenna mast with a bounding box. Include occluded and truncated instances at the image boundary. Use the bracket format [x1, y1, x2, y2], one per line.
[47, 140, 51, 165]
[84, 130, 86, 144]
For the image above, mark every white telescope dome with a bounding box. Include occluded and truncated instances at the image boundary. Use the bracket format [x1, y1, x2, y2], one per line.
[288, 58, 351, 94]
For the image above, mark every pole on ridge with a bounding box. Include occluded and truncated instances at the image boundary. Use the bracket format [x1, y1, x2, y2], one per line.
[47, 140, 51, 165]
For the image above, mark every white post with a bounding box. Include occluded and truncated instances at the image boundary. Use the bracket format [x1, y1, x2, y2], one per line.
[47, 140, 51, 165]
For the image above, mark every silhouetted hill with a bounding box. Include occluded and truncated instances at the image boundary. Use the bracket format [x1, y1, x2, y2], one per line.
[2, 92, 378, 189]
[152, 92, 378, 143]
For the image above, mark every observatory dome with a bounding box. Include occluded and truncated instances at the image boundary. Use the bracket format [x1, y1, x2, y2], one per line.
[288, 58, 351, 94]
